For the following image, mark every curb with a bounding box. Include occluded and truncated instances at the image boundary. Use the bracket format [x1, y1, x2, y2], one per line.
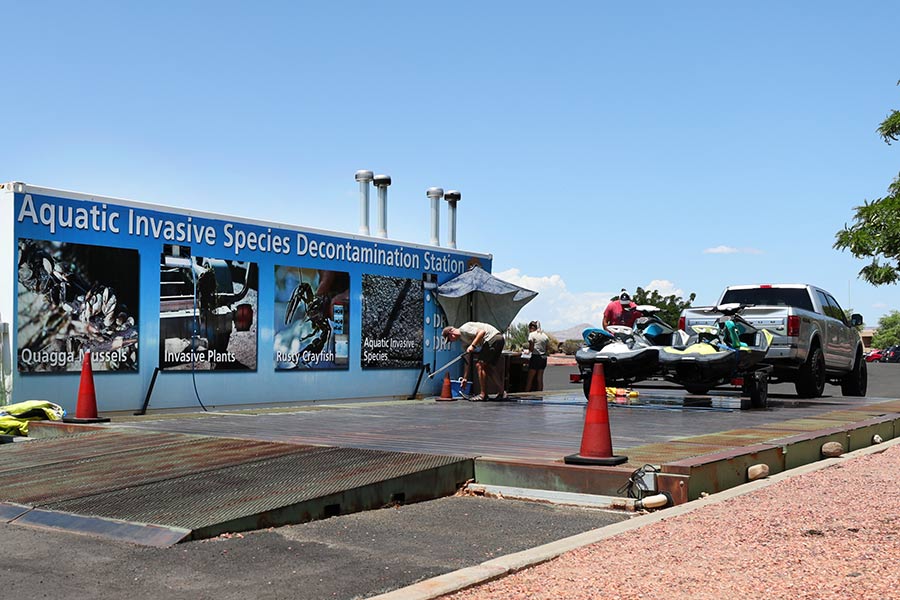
[366, 435, 900, 600]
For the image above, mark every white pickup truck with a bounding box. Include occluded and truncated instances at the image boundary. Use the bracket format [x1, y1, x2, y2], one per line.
[679, 284, 867, 398]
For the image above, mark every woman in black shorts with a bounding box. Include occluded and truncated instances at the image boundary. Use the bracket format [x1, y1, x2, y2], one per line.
[526, 320, 549, 392]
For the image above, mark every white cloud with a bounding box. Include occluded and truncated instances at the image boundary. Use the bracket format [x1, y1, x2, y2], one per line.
[872, 302, 888, 309]
[644, 279, 683, 297]
[703, 245, 738, 254]
[492, 270, 689, 332]
[493, 268, 612, 331]
[703, 245, 763, 255]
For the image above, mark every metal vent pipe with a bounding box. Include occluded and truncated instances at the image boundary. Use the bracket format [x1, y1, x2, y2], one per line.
[426, 187, 444, 246]
[373, 174, 391, 239]
[355, 170, 374, 235]
[444, 190, 461, 249]
[0, 319, 11, 405]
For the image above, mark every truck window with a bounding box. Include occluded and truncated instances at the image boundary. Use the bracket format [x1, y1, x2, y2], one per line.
[815, 290, 831, 316]
[815, 290, 843, 322]
[720, 288, 814, 311]
[824, 294, 849, 325]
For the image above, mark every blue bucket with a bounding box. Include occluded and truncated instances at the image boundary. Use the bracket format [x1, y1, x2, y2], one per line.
[450, 379, 472, 398]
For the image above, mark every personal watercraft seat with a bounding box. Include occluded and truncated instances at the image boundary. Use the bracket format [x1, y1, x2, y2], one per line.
[583, 327, 615, 350]
[630, 306, 676, 346]
[633, 315, 671, 336]
[643, 322, 665, 338]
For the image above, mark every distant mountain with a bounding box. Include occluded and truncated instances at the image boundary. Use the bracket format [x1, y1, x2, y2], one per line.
[550, 323, 595, 341]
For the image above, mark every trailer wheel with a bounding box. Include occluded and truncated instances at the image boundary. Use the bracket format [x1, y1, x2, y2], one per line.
[582, 375, 592, 400]
[745, 371, 768, 408]
[684, 385, 710, 395]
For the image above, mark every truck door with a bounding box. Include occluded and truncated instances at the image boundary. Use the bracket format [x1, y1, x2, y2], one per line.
[816, 290, 847, 368]
[816, 290, 838, 367]
[824, 293, 855, 369]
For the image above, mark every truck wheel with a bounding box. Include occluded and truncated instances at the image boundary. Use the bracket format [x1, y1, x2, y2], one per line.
[684, 385, 710, 395]
[795, 345, 826, 398]
[840, 352, 868, 397]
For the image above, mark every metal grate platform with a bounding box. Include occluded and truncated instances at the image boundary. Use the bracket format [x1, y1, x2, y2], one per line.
[0, 430, 472, 545]
[0, 430, 198, 473]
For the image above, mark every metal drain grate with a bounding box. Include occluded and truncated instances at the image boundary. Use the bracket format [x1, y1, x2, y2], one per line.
[0, 436, 316, 505]
[46, 447, 469, 531]
[0, 430, 196, 474]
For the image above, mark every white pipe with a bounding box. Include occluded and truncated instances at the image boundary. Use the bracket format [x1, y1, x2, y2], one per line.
[373, 174, 391, 239]
[634, 493, 669, 510]
[377, 187, 387, 238]
[0, 320, 11, 406]
[426, 187, 443, 246]
[444, 190, 460, 249]
[355, 170, 373, 236]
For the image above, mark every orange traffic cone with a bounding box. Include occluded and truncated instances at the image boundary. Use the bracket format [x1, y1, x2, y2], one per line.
[76, 351, 98, 418]
[64, 351, 111, 423]
[564, 363, 627, 465]
[437, 372, 455, 401]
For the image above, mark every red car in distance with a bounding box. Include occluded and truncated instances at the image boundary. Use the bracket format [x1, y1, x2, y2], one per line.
[865, 349, 884, 362]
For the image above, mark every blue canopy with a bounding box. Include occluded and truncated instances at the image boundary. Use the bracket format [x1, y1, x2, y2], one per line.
[435, 266, 537, 332]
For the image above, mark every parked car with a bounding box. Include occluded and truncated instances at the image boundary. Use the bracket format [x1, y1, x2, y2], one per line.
[882, 346, 900, 363]
[865, 349, 884, 362]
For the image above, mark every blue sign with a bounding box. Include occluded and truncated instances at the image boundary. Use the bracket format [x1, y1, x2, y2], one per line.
[4, 188, 491, 412]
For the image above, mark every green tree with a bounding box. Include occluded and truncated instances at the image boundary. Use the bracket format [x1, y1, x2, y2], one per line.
[509, 324, 561, 352]
[872, 311, 900, 348]
[834, 82, 900, 284]
[630, 287, 697, 328]
[506, 322, 530, 350]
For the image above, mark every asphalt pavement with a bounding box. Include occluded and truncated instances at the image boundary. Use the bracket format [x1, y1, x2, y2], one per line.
[0, 495, 628, 600]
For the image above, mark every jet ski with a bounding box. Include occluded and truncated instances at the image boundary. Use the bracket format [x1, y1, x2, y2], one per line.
[658, 303, 773, 399]
[632, 309, 678, 348]
[575, 306, 677, 398]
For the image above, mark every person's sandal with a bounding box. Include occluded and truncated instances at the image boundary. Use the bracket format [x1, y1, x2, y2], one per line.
[492, 392, 511, 401]
[466, 394, 486, 402]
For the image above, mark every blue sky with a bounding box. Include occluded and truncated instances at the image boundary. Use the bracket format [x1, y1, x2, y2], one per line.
[3, 2, 898, 332]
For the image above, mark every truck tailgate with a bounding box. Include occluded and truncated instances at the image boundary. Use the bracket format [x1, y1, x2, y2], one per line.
[685, 307, 790, 346]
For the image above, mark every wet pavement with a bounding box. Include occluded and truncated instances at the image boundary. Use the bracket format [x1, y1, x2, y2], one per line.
[115, 382, 898, 462]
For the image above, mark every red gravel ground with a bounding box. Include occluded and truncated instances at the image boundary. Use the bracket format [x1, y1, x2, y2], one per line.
[546, 354, 576, 367]
[443, 444, 900, 600]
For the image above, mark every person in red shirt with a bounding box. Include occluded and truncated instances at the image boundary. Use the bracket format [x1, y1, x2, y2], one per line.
[602, 290, 643, 329]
